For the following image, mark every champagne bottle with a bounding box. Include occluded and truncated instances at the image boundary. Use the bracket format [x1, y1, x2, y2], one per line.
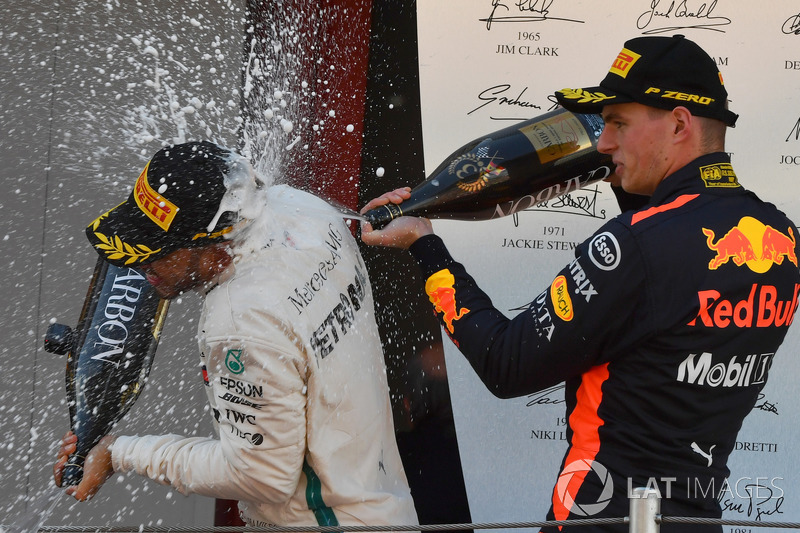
[45, 256, 169, 485]
[363, 108, 613, 228]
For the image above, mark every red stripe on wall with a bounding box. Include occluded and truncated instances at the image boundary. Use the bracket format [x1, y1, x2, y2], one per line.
[216, 1, 374, 526]
[293, 0, 373, 212]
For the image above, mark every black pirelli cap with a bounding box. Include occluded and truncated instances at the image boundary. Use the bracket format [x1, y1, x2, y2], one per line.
[555, 35, 738, 127]
[86, 141, 240, 266]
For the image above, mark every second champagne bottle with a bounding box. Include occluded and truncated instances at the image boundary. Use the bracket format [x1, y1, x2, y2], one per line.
[363, 108, 614, 229]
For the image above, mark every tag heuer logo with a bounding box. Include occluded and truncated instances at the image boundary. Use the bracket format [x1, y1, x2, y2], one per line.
[225, 349, 245, 375]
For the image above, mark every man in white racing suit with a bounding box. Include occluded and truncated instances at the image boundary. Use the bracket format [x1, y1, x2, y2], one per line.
[54, 141, 418, 530]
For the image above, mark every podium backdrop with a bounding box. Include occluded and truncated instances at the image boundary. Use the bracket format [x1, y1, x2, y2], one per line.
[416, 2, 800, 531]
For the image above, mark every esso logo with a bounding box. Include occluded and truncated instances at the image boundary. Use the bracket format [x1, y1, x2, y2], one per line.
[589, 232, 621, 271]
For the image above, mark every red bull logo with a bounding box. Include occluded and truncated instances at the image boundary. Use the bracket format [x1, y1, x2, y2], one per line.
[703, 217, 797, 273]
[688, 283, 800, 329]
[426, 269, 470, 335]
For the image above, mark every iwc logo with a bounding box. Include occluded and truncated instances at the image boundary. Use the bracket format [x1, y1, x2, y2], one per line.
[555, 459, 614, 516]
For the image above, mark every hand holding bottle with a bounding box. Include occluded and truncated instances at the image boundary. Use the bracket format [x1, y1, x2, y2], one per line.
[54, 431, 116, 501]
[360, 187, 434, 249]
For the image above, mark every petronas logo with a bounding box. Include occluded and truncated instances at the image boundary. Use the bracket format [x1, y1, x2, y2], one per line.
[225, 349, 245, 375]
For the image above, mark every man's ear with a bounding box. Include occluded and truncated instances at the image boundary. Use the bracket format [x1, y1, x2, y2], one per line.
[671, 106, 693, 139]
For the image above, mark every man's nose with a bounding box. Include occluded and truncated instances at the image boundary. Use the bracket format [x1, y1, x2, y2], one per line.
[596, 128, 614, 155]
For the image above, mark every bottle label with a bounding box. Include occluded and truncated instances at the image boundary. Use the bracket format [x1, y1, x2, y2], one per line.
[519, 112, 592, 164]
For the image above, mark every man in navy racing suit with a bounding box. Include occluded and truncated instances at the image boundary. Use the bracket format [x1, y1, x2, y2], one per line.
[360, 35, 800, 532]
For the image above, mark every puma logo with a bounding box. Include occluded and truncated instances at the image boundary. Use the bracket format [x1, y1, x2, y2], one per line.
[691, 441, 716, 467]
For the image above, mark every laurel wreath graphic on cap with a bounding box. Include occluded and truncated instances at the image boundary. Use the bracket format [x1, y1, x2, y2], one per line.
[558, 88, 616, 105]
[88, 211, 161, 264]
[92, 232, 161, 265]
[89, 211, 110, 232]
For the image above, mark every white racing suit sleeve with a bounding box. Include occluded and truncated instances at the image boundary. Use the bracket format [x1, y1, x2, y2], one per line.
[111, 435, 222, 494]
[111, 329, 308, 504]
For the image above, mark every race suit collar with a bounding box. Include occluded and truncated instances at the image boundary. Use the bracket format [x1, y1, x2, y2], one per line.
[649, 152, 738, 206]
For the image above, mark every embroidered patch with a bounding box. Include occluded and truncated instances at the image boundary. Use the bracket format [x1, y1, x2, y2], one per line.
[550, 275, 574, 322]
[425, 269, 470, 334]
[225, 349, 245, 374]
[90, 230, 162, 265]
[557, 87, 616, 105]
[134, 162, 179, 231]
[699, 163, 739, 188]
[609, 47, 641, 78]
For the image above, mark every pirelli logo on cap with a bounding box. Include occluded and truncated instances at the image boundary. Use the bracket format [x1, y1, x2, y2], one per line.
[609, 48, 641, 78]
[134, 162, 178, 231]
[644, 86, 715, 106]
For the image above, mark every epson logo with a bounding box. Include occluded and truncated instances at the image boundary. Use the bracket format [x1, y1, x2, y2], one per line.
[219, 376, 263, 398]
[677, 352, 774, 388]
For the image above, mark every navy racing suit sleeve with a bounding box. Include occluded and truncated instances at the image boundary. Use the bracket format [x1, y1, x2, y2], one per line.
[408, 220, 652, 398]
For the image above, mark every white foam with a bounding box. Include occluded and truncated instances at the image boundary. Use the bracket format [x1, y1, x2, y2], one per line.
[205, 153, 269, 233]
